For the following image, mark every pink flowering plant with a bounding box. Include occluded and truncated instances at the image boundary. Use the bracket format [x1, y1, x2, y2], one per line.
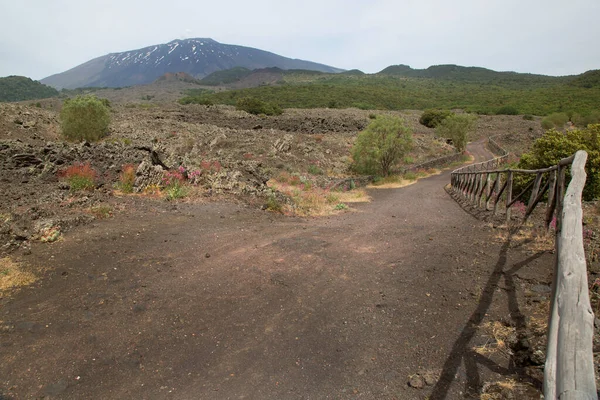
[162, 167, 188, 201]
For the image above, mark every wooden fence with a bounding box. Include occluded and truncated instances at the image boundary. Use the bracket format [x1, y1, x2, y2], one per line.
[450, 148, 597, 400]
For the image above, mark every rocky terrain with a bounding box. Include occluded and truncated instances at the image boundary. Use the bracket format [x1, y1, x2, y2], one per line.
[0, 101, 552, 256]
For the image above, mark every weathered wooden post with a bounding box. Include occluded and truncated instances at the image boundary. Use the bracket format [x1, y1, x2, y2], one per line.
[544, 152, 597, 400]
[505, 171, 513, 222]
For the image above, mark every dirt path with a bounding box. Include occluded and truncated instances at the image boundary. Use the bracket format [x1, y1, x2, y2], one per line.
[0, 140, 552, 399]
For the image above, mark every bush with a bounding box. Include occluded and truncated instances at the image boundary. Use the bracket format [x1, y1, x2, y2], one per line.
[60, 95, 110, 142]
[351, 115, 413, 176]
[496, 105, 519, 115]
[572, 111, 600, 127]
[518, 124, 600, 200]
[540, 112, 569, 130]
[235, 97, 282, 116]
[435, 114, 477, 152]
[61, 163, 96, 192]
[523, 114, 534, 121]
[419, 109, 454, 128]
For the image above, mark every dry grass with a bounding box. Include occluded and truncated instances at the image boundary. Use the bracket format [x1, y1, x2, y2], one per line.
[0, 257, 36, 292]
[268, 176, 371, 217]
[493, 223, 555, 253]
[480, 378, 538, 399]
[367, 169, 441, 189]
[473, 321, 515, 358]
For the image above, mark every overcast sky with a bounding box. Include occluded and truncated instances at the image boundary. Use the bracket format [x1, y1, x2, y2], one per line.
[1, 0, 598, 80]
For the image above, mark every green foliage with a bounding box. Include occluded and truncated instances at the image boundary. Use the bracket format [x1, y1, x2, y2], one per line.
[235, 97, 282, 116]
[179, 96, 214, 106]
[435, 114, 477, 152]
[572, 111, 600, 127]
[568, 70, 600, 89]
[496, 105, 519, 115]
[419, 109, 454, 128]
[518, 124, 600, 200]
[0, 76, 58, 102]
[266, 194, 283, 212]
[200, 67, 253, 86]
[60, 95, 110, 142]
[541, 112, 569, 130]
[187, 69, 600, 116]
[307, 165, 323, 175]
[523, 114, 534, 121]
[334, 203, 348, 210]
[351, 115, 413, 176]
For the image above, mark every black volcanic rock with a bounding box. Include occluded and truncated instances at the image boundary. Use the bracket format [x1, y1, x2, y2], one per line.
[41, 38, 343, 89]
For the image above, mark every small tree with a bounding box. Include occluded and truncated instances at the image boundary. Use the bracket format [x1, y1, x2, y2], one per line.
[351, 115, 413, 176]
[60, 95, 110, 142]
[436, 114, 477, 152]
[419, 109, 454, 128]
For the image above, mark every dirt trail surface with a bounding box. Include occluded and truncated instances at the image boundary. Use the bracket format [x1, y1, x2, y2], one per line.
[0, 140, 552, 399]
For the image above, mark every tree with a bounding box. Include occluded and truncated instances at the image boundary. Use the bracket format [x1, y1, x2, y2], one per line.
[60, 95, 111, 142]
[351, 115, 413, 176]
[436, 114, 477, 152]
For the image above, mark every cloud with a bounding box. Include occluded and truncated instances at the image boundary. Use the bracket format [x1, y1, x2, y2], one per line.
[0, 0, 598, 79]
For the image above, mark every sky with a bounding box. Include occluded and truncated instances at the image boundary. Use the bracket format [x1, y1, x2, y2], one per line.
[1, 0, 598, 80]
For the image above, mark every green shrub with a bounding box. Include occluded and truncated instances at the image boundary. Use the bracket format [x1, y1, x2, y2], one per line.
[541, 112, 569, 130]
[266, 194, 283, 212]
[496, 105, 519, 115]
[572, 111, 600, 127]
[235, 97, 282, 116]
[419, 109, 454, 128]
[435, 114, 477, 152]
[60, 95, 110, 142]
[541, 118, 554, 130]
[518, 124, 600, 200]
[307, 165, 323, 175]
[351, 115, 413, 176]
[523, 114, 534, 121]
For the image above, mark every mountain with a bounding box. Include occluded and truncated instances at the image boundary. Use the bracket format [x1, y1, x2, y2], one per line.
[41, 38, 343, 89]
[0, 76, 59, 102]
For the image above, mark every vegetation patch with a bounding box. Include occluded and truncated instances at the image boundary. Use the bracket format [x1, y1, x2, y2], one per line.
[117, 164, 136, 193]
[235, 97, 282, 116]
[268, 172, 370, 216]
[351, 115, 413, 176]
[0, 76, 58, 102]
[189, 70, 600, 116]
[60, 163, 97, 192]
[60, 95, 111, 142]
[0, 257, 36, 292]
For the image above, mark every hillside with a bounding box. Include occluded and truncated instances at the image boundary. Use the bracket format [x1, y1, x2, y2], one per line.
[181, 66, 600, 115]
[0, 76, 59, 102]
[377, 64, 565, 85]
[40, 38, 343, 89]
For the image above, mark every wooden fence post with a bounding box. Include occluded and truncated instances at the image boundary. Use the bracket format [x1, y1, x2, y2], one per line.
[505, 171, 513, 222]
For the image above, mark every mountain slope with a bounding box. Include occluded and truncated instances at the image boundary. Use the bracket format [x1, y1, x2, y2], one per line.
[41, 38, 343, 89]
[0, 76, 59, 102]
